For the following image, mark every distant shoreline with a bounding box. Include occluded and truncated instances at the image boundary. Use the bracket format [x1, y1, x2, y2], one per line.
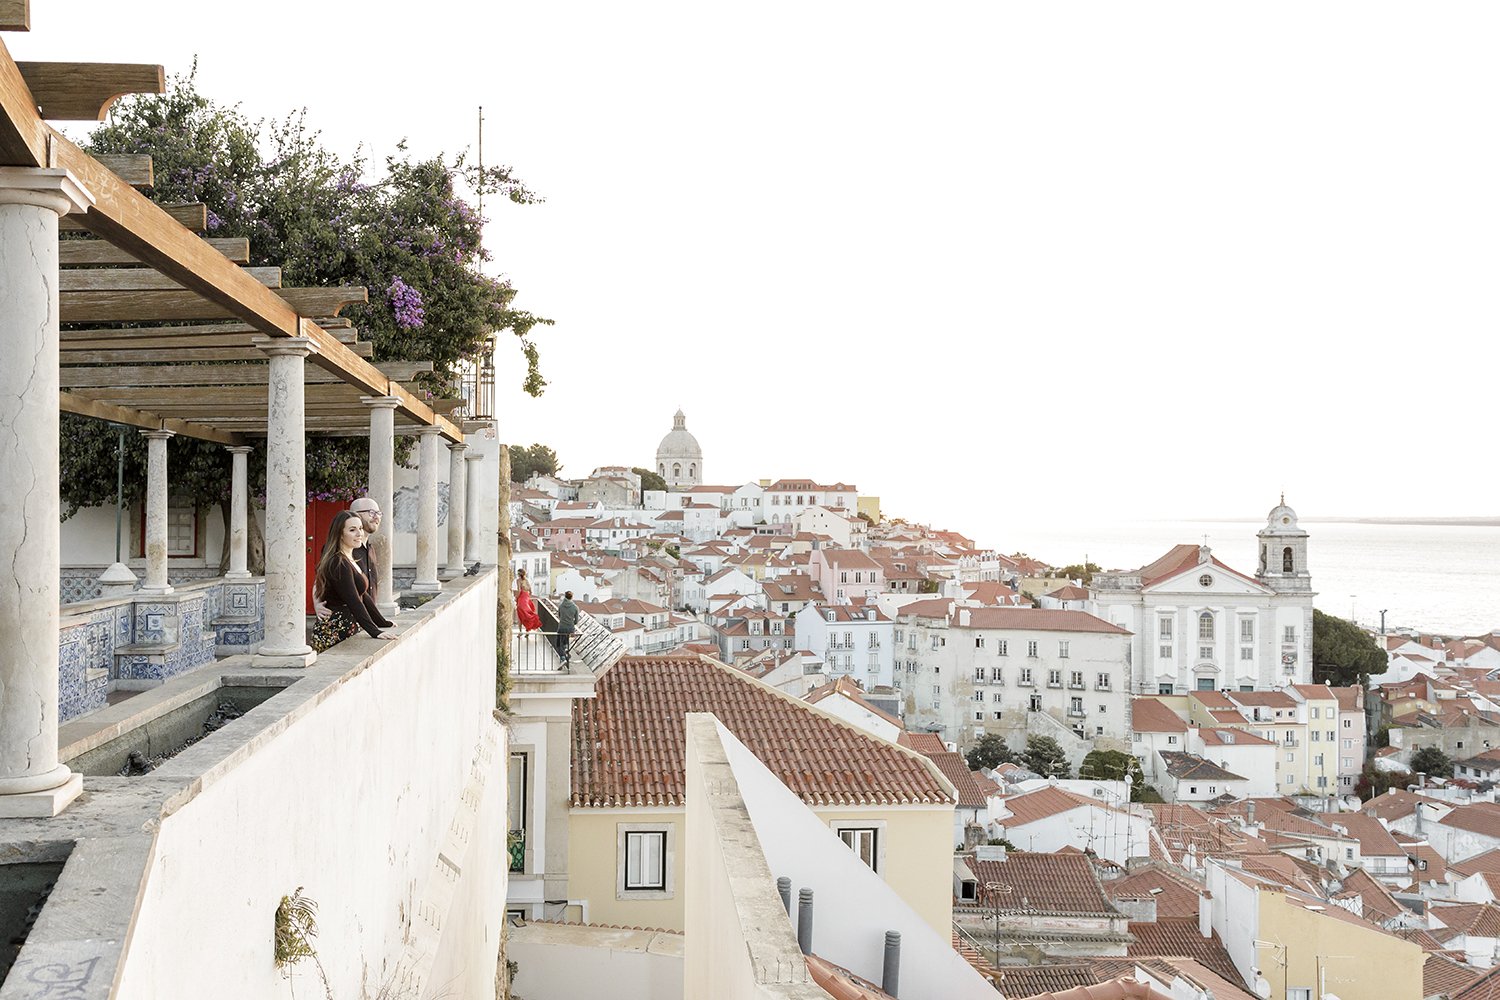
[1177, 516, 1500, 527]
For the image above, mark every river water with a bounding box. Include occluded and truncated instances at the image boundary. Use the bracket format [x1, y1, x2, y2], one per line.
[1001, 519, 1500, 637]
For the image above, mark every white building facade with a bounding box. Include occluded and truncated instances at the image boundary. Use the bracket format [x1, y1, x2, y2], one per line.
[1091, 501, 1315, 696]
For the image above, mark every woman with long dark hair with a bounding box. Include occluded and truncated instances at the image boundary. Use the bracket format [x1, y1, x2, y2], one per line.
[310, 511, 397, 652]
[515, 566, 542, 633]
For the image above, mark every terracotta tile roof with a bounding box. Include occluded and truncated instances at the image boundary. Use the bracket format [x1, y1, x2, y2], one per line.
[571, 655, 954, 808]
[992, 965, 1100, 997]
[1226, 690, 1296, 709]
[1013, 980, 1172, 1000]
[1396, 926, 1449, 951]
[1455, 964, 1500, 1000]
[1085, 959, 1255, 1000]
[897, 598, 955, 619]
[897, 732, 947, 754]
[1103, 866, 1204, 920]
[1125, 917, 1242, 985]
[892, 732, 988, 808]
[1441, 804, 1500, 841]
[1426, 954, 1483, 999]
[1130, 699, 1188, 734]
[1332, 685, 1365, 711]
[954, 607, 1131, 635]
[1234, 854, 1325, 895]
[1361, 788, 1444, 823]
[804, 676, 904, 730]
[1000, 786, 1126, 826]
[965, 853, 1119, 916]
[805, 953, 896, 1000]
[1189, 690, 1235, 710]
[1430, 902, 1500, 938]
[973, 770, 1003, 797]
[1137, 544, 1263, 591]
[1159, 752, 1245, 782]
[1335, 867, 1405, 924]
[1451, 847, 1500, 879]
[1333, 811, 1408, 857]
[1197, 727, 1274, 747]
[1045, 584, 1091, 601]
[952, 931, 1000, 980]
[1392, 836, 1448, 882]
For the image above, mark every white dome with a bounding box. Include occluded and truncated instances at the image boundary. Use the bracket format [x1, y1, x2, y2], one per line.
[656, 409, 702, 460]
[1262, 496, 1303, 534]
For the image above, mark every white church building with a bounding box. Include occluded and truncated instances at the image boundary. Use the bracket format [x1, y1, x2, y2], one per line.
[1090, 500, 1315, 695]
[654, 408, 703, 489]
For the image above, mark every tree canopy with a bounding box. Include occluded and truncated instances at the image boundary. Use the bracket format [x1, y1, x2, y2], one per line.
[632, 467, 667, 493]
[509, 444, 561, 483]
[1021, 735, 1072, 779]
[1079, 749, 1146, 800]
[60, 68, 550, 527]
[1056, 562, 1102, 585]
[965, 733, 1015, 771]
[1410, 746, 1453, 778]
[1312, 609, 1387, 686]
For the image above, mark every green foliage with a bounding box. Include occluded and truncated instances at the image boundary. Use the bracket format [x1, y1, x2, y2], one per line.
[1079, 749, 1146, 800]
[1355, 762, 1405, 801]
[965, 733, 1016, 771]
[1056, 562, 1102, 585]
[1021, 735, 1072, 779]
[273, 888, 319, 969]
[62, 68, 550, 516]
[917, 578, 940, 594]
[1375, 727, 1390, 749]
[633, 467, 668, 493]
[1411, 746, 1453, 778]
[1137, 784, 1166, 804]
[1311, 609, 1387, 686]
[509, 444, 561, 483]
[665, 544, 681, 560]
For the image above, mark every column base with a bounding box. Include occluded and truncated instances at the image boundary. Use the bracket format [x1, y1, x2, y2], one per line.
[138, 585, 175, 596]
[440, 566, 464, 580]
[253, 644, 317, 668]
[224, 570, 253, 581]
[0, 771, 83, 818]
[377, 602, 400, 621]
[410, 582, 442, 594]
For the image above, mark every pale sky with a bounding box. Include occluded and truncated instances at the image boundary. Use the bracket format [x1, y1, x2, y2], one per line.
[14, 2, 1498, 535]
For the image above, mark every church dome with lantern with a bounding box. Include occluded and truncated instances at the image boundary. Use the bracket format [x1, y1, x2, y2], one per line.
[655, 409, 703, 489]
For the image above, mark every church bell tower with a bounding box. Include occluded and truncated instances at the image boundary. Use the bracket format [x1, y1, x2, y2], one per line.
[1255, 495, 1311, 594]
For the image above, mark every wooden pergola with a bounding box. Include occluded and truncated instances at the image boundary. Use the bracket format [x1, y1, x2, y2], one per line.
[0, 0, 465, 446]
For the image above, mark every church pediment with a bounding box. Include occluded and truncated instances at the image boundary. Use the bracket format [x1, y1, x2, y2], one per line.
[1143, 561, 1271, 597]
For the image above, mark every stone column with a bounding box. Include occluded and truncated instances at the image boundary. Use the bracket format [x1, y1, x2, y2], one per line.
[0, 167, 91, 817]
[464, 449, 484, 567]
[225, 445, 253, 579]
[252, 336, 317, 667]
[139, 430, 175, 594]
[442, 441, 469, 579]
[411, 425, 444, 592]
[361, 396, 400, 619]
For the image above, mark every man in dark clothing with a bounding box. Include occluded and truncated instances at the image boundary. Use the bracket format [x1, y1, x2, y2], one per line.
[554, 591, 578, 663]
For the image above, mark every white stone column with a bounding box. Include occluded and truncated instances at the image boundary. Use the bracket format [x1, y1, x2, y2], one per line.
[464, 449, 483, 567]
[252, 336, 317, 667]
[361, 396, 400, 618]
[442, 441, 469, 579]
[225, 445, 253, 579]
[139, 430, 175, 594]
[412, 426, 444, 592]
[0, 167, 91, 817]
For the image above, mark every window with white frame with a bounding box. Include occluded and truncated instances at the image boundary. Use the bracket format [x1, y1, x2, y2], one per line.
[836, 825, 881, 872]
[1159, 616, 1173, 639]
[1198, 612, 1214, 640]
[1284, 626, 1296, 644]
[1160, 645, 1173, 659]
[997, 640, 1008, 656]
[1027, 641, 1038, 657]
[617, 824, 674, 899]
[1239, 618, 1254, 642]
[1059, 641, 1070, 658]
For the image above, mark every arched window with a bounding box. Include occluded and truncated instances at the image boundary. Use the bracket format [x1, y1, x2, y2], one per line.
[659, 463, 665, 476]
[1198, 612, 1214, 641]
[1282, 547, 1294, 573]
[672, 463, 681, 478]
[689, 463, 696, 478]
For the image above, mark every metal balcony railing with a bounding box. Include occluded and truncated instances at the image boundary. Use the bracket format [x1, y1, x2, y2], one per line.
[511, 598, 628, 675]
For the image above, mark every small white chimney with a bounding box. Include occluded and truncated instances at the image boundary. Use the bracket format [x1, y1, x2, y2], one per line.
[960, 609, 972, 627]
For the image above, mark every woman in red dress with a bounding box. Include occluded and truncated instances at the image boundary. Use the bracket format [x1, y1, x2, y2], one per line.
[515, 567, 542, 633]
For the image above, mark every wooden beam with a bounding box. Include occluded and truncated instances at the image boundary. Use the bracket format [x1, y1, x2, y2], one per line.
[94, 153, 151, 189]
[59, 285, 365, 324]
[59, 266, 281, 292]
[60, 392, 244, 445]
[60, 202, 205, 233]
[61, 329, 359, 351]
[0, 38, 42, 165]
[60, 237, 249, 267]
[60, 321, 352, 341]
[0, 1, 30, 31]
[16, 62, 164, 121]
[57, 343, 374, 364]
[59, 360, 432, 388]
[71, 384, 376, 406]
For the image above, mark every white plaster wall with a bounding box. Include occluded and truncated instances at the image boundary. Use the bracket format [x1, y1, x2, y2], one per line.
[1002, 807, 1152, 865]
[115, 573, 504, 1000]
[812, 696, 901, 742]
[509, 924, 684, 1000]
[717, 722, 995, 1000]
[1206, 860, 1261, 986]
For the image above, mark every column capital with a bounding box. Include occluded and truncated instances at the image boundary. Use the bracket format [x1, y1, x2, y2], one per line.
[413, 424, 445, 437]
[251, 335, 317, 359]
[225, 445, 254, 455]
[463, 449, 485, 462]
[447, 440, 469, 454]
[360, 395, 402, 409]
[0, 167, 94, 215]
[140, 429, 175, 441]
